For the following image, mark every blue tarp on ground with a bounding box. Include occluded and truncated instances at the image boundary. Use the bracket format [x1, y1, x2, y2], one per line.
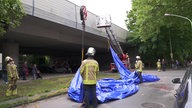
[68, 47, 160, 103]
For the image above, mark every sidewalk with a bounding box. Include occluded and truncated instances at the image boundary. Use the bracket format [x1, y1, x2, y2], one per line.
[0, 69, 186, 108]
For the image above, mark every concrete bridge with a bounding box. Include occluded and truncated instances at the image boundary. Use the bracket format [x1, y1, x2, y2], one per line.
[0, 0, 134, 70]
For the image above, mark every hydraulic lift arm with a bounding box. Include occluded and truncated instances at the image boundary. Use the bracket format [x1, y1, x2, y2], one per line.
[105, 27, 123, 55]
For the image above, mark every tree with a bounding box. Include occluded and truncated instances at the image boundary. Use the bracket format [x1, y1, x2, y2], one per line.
[0, 0, 25, 37]
[126, 0, 192, 66]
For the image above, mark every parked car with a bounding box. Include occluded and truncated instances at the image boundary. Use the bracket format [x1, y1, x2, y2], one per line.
[172, 67, 192, 108]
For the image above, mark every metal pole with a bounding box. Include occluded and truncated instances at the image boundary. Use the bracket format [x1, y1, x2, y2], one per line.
[80, 5, 87, 61]
[81, 20, 85, 61]
[32, 0, 35, 16]
[169, 36, 173, 61]
[165, 13, 192, 29]
[165, 13, 192, 63]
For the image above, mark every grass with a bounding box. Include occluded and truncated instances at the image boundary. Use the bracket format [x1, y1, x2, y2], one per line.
[0, 72, 120, 103]
[0, 75, 73, 102]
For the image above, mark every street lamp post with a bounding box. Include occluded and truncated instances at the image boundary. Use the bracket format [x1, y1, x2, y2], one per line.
[164, 13, 192, 29]
[164, 13, 192, 67]
[164, 13, 192, 65]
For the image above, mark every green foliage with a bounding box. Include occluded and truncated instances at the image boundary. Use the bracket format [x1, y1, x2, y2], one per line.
[126, 0, 192, 63]
[0, 73, 120, 103]
[0, 0, 25, 37]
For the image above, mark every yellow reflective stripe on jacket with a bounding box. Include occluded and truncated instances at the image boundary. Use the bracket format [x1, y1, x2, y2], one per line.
[80, 59, 99, 85]
[135, 60, 143, 72]
[12, 64, 19, 79]
[6, 64, 13, 78]
[157, 62, 161, 68]
[84, 63, 97, 84]
[6, 63, 19, 79]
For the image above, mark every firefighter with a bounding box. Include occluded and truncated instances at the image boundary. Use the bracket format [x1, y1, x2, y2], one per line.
[135, 56, 143, 83]
[5, 56, 19, 96]
[157, 59, 161, 72]
[80, 47, 99, 108]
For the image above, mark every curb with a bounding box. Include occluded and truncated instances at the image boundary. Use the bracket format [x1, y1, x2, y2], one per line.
[0, 88, 68, 108]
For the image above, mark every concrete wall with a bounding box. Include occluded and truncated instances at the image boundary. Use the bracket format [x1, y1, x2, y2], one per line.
[2, 42, 19, 68]
[13, 0, 131, 71]
[21, 0, 129, 42]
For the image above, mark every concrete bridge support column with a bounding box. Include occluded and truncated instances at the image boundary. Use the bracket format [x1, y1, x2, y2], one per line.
[2, 42, 19, 67]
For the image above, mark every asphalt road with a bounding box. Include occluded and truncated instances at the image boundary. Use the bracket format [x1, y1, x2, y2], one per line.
[16, 69, 186, 108]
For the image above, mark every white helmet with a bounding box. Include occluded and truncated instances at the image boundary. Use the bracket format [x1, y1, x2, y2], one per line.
[5, 56, 11, 62]
[136, 56, 140, 59]
[86, 47, 96, 56]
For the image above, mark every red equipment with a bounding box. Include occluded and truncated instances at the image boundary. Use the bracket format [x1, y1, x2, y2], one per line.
[96, 16, 130, 72]
[110, 53, 130, 72]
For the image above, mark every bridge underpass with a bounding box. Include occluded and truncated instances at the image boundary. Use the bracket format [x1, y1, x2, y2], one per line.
[0, 0, 134, 71]
[0, 15, 127, 70]
[6, 15, 109, 52]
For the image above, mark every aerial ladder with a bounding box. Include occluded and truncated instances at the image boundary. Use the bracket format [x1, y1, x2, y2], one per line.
[97, 15, 129, 72]
[105, 27, 123, 54]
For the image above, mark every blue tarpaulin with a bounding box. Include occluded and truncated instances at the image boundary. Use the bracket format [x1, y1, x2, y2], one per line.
[68, 47, 160, 103]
